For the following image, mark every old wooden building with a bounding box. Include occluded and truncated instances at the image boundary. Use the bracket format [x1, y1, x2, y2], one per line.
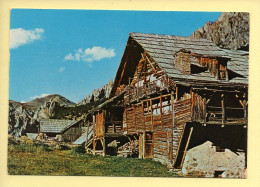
[40, 119, 83, 142]
[87, 33, 248, 178]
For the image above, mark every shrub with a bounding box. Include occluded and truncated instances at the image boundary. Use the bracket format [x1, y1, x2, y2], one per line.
[8, 142, 51, 153]
[70, 145, 86, 154]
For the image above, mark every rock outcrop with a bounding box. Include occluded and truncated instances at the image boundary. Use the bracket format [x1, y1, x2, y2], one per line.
[78, 80, 113, 106]
[8, 94, 75, 137]
[190, 12, 249, 50]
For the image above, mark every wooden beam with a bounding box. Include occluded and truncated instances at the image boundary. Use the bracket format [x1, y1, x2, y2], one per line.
[150, 99, 153, 132]
[102, 138, 106, 157]
[146, 100, 150, 130]
[192, 87, 243, 93]
[160, 95, 163, 129]
[203, 97, 207, 123]
[93, 139, 96, 155]
[142, 102, 145, 131]
[146, 56, 157, 72]
[143, 132, 146, 159]
[127, 136, 133, 144]
[139, 133, 143, 159]
[221, 94, 225, 125]
[118, 47, 131, 87]
[243, 101, 247, 122]
[133, 105, 136, 133]
[137, 74, 140, 102]
[180, 127, 193, 168]
[176, 86, 178, 101]
[141, 53, 156, 72]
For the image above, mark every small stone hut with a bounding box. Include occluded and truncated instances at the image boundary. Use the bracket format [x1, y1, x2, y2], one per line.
[40, 119, 83, 142]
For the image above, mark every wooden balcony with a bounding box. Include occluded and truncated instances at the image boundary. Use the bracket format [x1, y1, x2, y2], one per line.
[192, 105, 247, 125]
[124, 77, 171, 104]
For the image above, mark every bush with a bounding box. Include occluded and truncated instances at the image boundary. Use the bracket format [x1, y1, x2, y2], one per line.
[55, 144, 70, 150]
[70, 145, 86, 154]
[8, 142, 51, 153]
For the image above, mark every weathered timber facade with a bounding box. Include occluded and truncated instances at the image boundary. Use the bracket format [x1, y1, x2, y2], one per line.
[87, 33, 248, 178]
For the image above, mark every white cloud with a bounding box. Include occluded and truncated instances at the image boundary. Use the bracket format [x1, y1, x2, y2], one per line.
[64, 46, 116, 63]
[64, 53, 75, 61]
[20, 100, 26, 103]
[58, 67, 66, 72]
[29, 93, 50, 100]
[10, 28, 44, 49]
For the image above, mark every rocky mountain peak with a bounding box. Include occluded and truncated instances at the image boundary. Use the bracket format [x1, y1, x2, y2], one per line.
[190, 12, 249, 50]
[77, 80, 113, 106]
[8, 94, 75, 137]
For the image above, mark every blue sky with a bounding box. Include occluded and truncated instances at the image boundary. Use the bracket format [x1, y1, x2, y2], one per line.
[9, 9, 221, 103]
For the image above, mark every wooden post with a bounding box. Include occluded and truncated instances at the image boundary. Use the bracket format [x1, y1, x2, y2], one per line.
[139, 133, 143, 159]
[150, 99, 153, 132]
[160, 95, 163, 129]
[225, 65, 229, 81]
[142, 102, 145, 131]
[203, 97, 207, 123]
[113, 124, 115, 133]
[171, 93, 174, 128]
[176, 86, 178, 101]
[102, 138, 106, 157]
[133, 105, 136, 133]
[137, 74, 140, 102]
[146, 100, 150, 130]
[143, 132, 146, 159]
[103, 110, 106, 136]
[221, 94, 225, 126]
[93, 139, 96, 155]
[93, 114, 96, 138]
[180, 127, 193, 168]
[243, 101, 247, 122]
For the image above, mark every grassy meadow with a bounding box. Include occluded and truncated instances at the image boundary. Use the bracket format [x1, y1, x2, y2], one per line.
[8, 143, 179, 177]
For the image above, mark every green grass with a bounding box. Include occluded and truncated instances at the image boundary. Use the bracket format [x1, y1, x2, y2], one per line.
[8, 144, 179, 177]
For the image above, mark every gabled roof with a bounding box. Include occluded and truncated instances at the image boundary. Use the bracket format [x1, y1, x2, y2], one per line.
[40, 119, 80, 133]
[129, 32, 248, 85]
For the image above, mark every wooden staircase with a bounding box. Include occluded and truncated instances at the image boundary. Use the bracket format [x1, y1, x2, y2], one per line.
[85, 125, 93, 149]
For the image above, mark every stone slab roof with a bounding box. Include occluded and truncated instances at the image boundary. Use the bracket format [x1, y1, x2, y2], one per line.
[130, 32, 248, 86]
[40, 119, 79, 134]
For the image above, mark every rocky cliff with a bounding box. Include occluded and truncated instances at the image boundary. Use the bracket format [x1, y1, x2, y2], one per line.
[8, 94, 75, 137]
[190, 12, 249, 50]
[77, 80, 113, 106]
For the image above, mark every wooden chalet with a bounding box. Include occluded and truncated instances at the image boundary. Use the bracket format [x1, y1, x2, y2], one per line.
[87, 33, 248, 178]
[40, 119, 83, 142]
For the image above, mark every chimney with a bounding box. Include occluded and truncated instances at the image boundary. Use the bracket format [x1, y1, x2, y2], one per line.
[174, 50, 191, 75]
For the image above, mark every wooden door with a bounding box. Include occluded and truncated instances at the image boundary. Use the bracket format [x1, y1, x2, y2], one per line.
[145, 132, 153, 158]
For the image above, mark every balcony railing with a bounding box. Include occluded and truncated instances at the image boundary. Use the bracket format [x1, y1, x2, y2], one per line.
[124, 77, 171, 104]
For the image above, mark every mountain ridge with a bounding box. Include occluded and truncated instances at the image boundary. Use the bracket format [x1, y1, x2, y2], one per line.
[8, 94, 76, 137]
[190, 12, 249, 50]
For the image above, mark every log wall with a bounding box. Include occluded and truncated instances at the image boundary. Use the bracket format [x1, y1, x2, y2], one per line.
[123, 93, 192, 167]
